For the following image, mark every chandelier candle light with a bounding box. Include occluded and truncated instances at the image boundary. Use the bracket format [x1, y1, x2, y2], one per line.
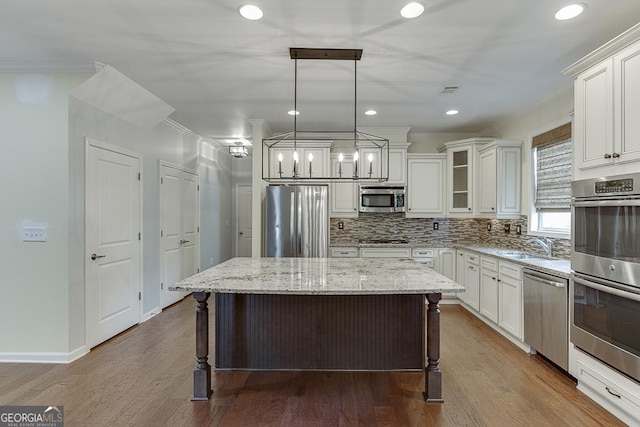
[261, 48, 389, 182]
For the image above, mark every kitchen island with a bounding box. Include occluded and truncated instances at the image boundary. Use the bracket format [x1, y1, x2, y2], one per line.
[169, 257, 464, 402]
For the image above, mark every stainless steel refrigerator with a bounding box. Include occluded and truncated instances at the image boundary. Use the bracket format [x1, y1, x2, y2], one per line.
[264, 185, 329, 257]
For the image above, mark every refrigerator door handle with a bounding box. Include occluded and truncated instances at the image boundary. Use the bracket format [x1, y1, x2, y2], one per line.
[290, 191, 296, 255]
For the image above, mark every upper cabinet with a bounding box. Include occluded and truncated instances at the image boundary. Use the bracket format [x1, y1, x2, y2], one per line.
[564, 25, 640, 180]
[477, 140, 522, 219]
[439, 138, 493, 216]
[406, 154, 446, 218]
[359, 144, 409, 185]
[329, 154, 358, 218]
[265, 141, 331, 180]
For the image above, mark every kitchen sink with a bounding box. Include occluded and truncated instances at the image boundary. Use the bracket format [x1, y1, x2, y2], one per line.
[495, 251, 547, 260]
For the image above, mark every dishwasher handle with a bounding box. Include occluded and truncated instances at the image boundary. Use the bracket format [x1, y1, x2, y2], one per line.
[523, 271, 566, 288]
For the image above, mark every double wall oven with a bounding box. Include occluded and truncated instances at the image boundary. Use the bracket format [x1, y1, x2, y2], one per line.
[571, 173, 640, 383]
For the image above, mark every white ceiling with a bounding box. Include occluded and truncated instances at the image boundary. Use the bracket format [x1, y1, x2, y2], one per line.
[3, 0, 640, 144]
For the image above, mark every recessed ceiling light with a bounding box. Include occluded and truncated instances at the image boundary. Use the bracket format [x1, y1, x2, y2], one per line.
[446, 109, 459, 115]
[365, 110, 377, 116]
[555, 3, 585, 20]
[288, 110, 300, 116]
[238, 4, 263, 20]
[401, 2, 425, 19]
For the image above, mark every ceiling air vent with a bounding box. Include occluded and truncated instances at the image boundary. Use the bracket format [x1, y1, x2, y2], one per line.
[442, 86, 460, 94]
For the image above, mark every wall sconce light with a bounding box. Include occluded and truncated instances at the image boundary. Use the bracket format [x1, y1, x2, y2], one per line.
[229, 142, 249, 158]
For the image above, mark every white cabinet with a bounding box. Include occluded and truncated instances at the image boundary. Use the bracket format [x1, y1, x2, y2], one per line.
[568, 31, 640, 179]
[438, 249, 456, 281]
[573, 58, 614, 172]
[480, 257, 499, 323]
[498, 261, 523, 339]
[465, 254, 480, 311]
[439, 138, 493, 215]
[477, 140, 522, 218]
[572, 346, 640, 425]
[266, 142, 331, 180]
[358, 146, 407, 185]
[478, 148, 496, 213]
[330, 247, 359, 258]
[388, 148, 407, 185]
[406, 154, 446, 218]
[456, 250, 467, 303]
[360, 247, 411, 258]
[329, 155, 358, 218]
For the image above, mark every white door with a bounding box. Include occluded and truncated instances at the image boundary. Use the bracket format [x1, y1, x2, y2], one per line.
[160, 164, 199, 308]
[86, 141, 141, 349]
[236, 184, 252, 257]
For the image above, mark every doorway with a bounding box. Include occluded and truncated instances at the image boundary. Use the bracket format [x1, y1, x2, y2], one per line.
[159, 162, 200, 308]
[85, 138, 142, 349]
[236, 184, 252, 257]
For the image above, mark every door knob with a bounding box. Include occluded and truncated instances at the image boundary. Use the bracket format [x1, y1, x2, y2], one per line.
[179, 239, 190, 245]
[604, 153, 612, 159]
[239, 232, 244, 235]
[612, 153, 620, 158]
[91, 253, 106, 260]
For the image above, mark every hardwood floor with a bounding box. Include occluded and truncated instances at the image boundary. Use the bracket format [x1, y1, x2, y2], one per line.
[0, 297, 625, 426]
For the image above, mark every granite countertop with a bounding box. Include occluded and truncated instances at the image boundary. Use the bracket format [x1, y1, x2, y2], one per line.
[460, 246, 571, 279]
[329, 241, 570, 278]
[169, 257, 464, 295]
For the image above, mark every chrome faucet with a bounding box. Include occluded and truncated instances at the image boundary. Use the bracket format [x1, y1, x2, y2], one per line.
[529, 237, 554, 258]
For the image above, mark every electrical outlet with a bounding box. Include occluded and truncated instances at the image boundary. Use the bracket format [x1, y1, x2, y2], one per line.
[433, 222, 439, 230]
[504, 224, 511, 234]
[487, 223, 492, 232]
[338, 221, 344, 230]
[515, 224, 522, 235]
[23, 227, 47, 242]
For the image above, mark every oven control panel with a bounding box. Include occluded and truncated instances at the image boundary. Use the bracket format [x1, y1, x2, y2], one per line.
[595, 178, 634, 194]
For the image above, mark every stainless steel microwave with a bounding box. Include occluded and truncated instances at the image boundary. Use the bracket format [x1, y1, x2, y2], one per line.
[359, 186, 406, 213]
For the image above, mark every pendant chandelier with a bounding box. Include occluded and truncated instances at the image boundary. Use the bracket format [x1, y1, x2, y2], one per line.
[262, 48, 390, 182]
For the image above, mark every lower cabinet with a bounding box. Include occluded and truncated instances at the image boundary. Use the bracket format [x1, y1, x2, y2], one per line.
[437, 249, 456, 281]
[360, 247, 412, 258]
[498, 262, 522, 339]
[465, 254, 480, 311]
[572, 346, 640, 425]
[480, 257, 499, 323]
[459, 252, 525, 350]
[330, 247, 359, 258]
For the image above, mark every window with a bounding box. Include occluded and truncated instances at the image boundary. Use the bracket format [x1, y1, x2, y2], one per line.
[530, 122, 572, 237]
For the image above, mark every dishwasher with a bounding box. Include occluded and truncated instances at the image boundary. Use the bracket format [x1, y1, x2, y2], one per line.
[523, 269, 569, 371]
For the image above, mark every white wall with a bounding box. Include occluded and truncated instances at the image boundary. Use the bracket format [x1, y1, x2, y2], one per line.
[68, 91, 234, 352]
[0, 68, 234, 360]
[0, 73, 90, 356]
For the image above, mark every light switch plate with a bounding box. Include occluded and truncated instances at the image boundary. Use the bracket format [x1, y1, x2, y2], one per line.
[23, 227, 47, 242]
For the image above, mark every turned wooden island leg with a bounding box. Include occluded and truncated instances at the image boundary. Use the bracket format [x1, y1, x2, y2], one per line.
[192, 291, 212, 401]
[423, 292, 443, 403]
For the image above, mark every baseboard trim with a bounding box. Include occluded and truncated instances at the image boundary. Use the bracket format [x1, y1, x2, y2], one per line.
[0, 346, 88, 364]
[142, 307, 161, 323]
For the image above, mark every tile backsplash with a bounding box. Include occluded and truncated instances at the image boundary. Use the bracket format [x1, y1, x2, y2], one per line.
[330, 214, 571, 260]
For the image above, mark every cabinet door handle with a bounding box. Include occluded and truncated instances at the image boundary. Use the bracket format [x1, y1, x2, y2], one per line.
[606, 387, 622, 399]
[612, 153, 620, 158]
[604, 153, 612, 159]
[91, 253, 106, 260]
[468, 208, 472, 211]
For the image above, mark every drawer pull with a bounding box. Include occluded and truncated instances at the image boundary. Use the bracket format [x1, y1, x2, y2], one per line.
[339, 252, 350, 255]
[605, 387, 622, 399]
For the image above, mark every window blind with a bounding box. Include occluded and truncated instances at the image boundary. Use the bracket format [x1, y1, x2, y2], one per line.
[534, 123, 572, 210]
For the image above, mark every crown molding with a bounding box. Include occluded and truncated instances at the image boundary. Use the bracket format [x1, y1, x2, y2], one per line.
[163, 118, 225, 149]
[562, 22, 640, 77]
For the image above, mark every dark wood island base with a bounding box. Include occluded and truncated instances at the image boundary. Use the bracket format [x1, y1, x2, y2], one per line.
[190, 290, 444, 403]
